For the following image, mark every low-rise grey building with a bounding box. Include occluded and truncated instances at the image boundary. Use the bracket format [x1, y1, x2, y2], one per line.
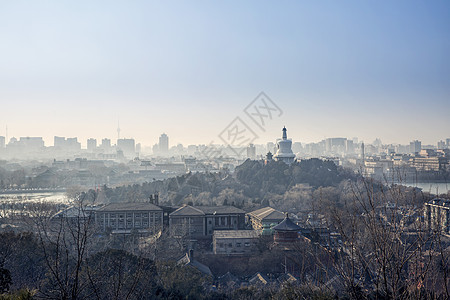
[169, 205, 245, 238]
[96, 202, 163, 234]
[213, 230, 260, 255]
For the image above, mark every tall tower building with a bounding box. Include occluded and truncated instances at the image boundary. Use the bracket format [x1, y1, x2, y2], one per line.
[410, 140, 421, 155]
[360, 142, 365, 161]
[159, 133, 169, 154]
[87, 138, 97, 151]
[247, 144, 256, 160]
[273, 127, 296, 165]
[117, 138, 136, 158]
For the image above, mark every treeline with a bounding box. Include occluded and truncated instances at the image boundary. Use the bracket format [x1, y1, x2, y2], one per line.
[0, 231, 339, 300]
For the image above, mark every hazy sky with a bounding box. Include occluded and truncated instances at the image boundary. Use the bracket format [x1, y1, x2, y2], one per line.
[1, 1, 449, 148]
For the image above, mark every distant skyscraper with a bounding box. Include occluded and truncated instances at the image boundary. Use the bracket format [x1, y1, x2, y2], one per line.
[87, 138, 97, 151]
[267, 142, 276, 154]
[53, 136, 80, 151]
[325, 137, 347, 153]
[19, 137, 45, 149]
[360, 142, 365, 160]
[101, 138, 111, 149]
[66, 138, 81, 151]
[410, 140, 422, 155]
[247, 144, 256, 160]
[437, 140, 446, 149]
[345, 140, 354, 154]
[0, 136, 5, 149]
[159, 133, 169, 154]
[292, 142, 302, 154]
[54, 136, 66, 148]
[117, 138, 136, 158]
[446, 138, 450, 147]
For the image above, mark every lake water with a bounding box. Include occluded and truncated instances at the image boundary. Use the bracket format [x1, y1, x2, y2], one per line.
[404, 182, 450, 194]
[0, 192, 69, 204]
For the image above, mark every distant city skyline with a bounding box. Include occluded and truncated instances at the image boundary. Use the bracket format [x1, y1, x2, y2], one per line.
[1, 1, 449, 147]
[0, 130, 448, 150]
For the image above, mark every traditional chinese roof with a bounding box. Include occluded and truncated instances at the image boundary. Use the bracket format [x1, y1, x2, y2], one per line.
[248, 207, 285, 222]
[272, 214, 301, 232]
[278, 272, 298, 284]
[218, 271, 239, 283]
[177, 253, 212, 276]
[248, 272, 269, 285]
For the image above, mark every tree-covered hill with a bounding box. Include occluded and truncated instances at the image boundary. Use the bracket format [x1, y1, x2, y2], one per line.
[235, 158, 357, 197]
[85, 159, 357, 208]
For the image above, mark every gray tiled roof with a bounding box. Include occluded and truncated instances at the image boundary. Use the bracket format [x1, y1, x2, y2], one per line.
[198, 206, 245, 215]
[177, 253, 212, 276]
[248, 207, 285, 221]
[97, 202, 162, 212]
[213, 230, 260, 239]
[170, 205, 205, 216]
[170, 205, 245, 216]
[272, 216, 301, 231]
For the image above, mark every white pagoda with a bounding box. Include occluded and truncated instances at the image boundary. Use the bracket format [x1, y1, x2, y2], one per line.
[273, 127, 296, 165]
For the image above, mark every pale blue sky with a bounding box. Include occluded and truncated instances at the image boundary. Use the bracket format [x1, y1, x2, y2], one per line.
[0, 1, 449, 147]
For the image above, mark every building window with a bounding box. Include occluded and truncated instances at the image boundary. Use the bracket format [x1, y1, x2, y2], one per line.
[236, 242, 241, 247]
[245, 242, 250, 247]
[228, 243, 232, 248]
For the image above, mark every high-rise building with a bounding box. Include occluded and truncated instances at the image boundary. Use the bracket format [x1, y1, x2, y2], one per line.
[159, 133, 169, 154]
[410, 140, 422, 155]
[0, 136, 5, 149]
[292, 142, 302, 153]
[437, 140, 446, 149]
[136, 143, 141, 154]
[325, 138, 347, 154]
[54, 136, 66, 148]
[19, 137, 45, 149]
[117, 138, 136, 158]
[87, 138, 97, 151]
[360, 142, 365, 160]
[267, 142, 276, 154]
[66, 138, 81, 151]
[345, 140, 354, 154]
[53, 136, 81, 151]
[101, 138, 111, 149]
[247, 144, 256, 160]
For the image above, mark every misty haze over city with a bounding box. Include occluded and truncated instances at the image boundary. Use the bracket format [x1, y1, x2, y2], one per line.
[0, 1, 449, 299]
